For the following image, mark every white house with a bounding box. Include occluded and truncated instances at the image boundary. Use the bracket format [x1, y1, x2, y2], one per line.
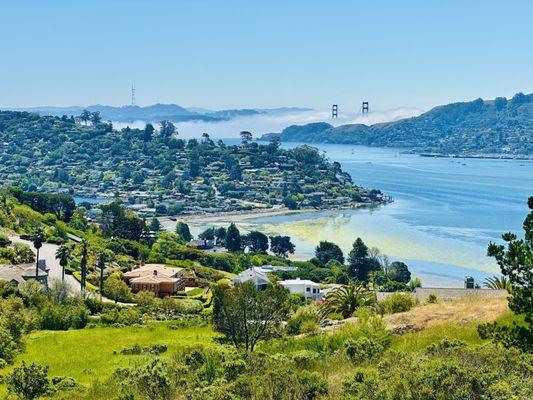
[279, 278, 322, 300]
[233, 267, 270, 290]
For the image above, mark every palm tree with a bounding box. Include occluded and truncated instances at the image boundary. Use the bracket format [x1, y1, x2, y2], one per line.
[322, 281, 375, 319]
[31, 227, 45, 279]
[484, 275, 512, 291]
[79, 239, 89, 290]
[97, 252, 106, 301]
[55, 243, 72, 282]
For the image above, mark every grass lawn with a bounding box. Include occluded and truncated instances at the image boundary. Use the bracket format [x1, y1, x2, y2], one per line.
[0, 322, 218, 396]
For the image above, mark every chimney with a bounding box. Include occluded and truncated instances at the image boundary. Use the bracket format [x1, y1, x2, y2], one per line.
[153, 270, 158, 276]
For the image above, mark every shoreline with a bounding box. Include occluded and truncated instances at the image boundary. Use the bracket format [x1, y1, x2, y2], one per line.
[159, 202, 383, 225]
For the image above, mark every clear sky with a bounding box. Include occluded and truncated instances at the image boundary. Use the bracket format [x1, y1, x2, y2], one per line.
[1, 0, 531, 111]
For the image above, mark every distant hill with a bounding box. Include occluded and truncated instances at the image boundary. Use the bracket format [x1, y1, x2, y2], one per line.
[12, 104, 313, 123]
[262, 93, 533, 157]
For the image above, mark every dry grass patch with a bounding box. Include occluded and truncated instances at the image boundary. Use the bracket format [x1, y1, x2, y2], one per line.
[384, 294, 509, 332]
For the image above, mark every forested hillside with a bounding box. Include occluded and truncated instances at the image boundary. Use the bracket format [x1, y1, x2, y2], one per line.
[263, 93, 533, 157]
[0, 111, 381, 215]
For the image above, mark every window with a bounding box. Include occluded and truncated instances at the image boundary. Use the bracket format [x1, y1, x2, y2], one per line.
[312, 288, 317, 294]
[306, 287, 310, 292]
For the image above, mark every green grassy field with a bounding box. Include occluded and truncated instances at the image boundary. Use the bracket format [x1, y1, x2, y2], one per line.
[0, 322, 218, 396]
[0, 312, 516, 398]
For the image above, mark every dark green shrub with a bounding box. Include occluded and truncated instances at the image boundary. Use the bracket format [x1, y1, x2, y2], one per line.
[345, 336, 384, 364]
[0, 326, 18, 364]
[223, 359, 246, 381]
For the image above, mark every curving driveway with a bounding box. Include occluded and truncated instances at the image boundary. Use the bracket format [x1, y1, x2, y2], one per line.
[9, 236, 80, 293]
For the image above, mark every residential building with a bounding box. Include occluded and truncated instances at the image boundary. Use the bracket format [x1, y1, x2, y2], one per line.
[233, 267, 270, 290]
[124, 264, 184, 297]
[0, 262, 48, 286]
[279, 278, 322, 300]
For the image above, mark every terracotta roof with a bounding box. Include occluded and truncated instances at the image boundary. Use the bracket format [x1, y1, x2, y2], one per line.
[130, 275, 180, 284]
[124, 264, 182, 279]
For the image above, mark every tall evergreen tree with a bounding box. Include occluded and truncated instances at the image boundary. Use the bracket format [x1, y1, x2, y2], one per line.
[175, 222, 192, 242]
[347, 237, 371, 281]
[225, 223, 242, 252]
[481, 196, 533, 351]
[315, 241, 344, 265]
[246, 231, 269, 254]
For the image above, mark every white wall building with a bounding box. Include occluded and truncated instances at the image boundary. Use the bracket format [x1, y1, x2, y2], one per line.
[233, 267, 270, 290]
[279, 278, 322, 300]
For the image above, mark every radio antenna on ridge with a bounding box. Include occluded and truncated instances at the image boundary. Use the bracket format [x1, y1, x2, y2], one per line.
[131, 84, 136, 106]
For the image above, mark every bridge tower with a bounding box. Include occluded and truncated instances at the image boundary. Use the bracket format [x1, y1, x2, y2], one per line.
[362, 101, 369, 114]
[332, 104, 338, 119]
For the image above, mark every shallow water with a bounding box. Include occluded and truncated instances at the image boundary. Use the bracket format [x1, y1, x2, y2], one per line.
[240, 143, 532, 287]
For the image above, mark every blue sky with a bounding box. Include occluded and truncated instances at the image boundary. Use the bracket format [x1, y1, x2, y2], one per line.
[0, 0, 531, 111]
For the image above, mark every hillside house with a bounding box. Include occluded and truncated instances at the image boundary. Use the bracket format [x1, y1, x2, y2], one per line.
[279, 278, 322, 300]
[124, 264, 184, 297]
[0, 262, 48, 286]
[233, 267, 270, 290]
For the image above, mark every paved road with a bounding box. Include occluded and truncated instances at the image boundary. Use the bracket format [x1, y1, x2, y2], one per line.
[9, 236, 80, 293]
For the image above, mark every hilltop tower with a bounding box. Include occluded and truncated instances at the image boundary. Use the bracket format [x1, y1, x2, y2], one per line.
[362, 101, 369, 114]
[332, 104, 338, 119]
[131, 84, 136, 106]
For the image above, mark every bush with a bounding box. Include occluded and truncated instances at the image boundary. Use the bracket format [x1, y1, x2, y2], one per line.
[291, 350, 319, 367]
[0, 232, 11, 247]
[341, 344, 533, 399]
[427, 293, 439, 304]
[176, 298, 203, 314]
[223, 359, 246, 381]
[38, 302, 88, 330]
[378, 292, 417, 315]
[285, 303, 323, 335]
[98, 307, 142, 326]
[119, 344, 167, 355]
[345, 336, 384, 364]
[51, 376, 78, 391]
[426, 338, 467, 356]
[0, 326, 18, 364]
[84, 297, 104, 314]
[7, 361, 49, 400]
[39, 302, 71, 330]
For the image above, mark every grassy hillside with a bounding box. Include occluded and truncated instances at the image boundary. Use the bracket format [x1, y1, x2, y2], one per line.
[1, 296, 528, 400]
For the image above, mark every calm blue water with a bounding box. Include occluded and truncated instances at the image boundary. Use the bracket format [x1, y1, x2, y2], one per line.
[243, 143, 533, 287]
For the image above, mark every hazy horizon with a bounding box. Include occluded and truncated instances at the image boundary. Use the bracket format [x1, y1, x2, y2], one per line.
[1, 1, 532, 110]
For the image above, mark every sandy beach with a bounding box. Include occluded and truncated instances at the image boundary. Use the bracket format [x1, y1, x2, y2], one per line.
[159, 203, 375, 226]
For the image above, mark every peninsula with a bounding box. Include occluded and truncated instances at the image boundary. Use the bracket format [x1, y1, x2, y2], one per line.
[0, 111, 386, 218]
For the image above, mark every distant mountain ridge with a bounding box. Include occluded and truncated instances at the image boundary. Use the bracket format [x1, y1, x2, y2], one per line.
[261, 93, 533, 157]
[12, 104, 313, 123]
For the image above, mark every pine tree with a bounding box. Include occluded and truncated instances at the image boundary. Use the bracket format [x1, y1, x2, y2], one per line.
[225, 223, 242, 252]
